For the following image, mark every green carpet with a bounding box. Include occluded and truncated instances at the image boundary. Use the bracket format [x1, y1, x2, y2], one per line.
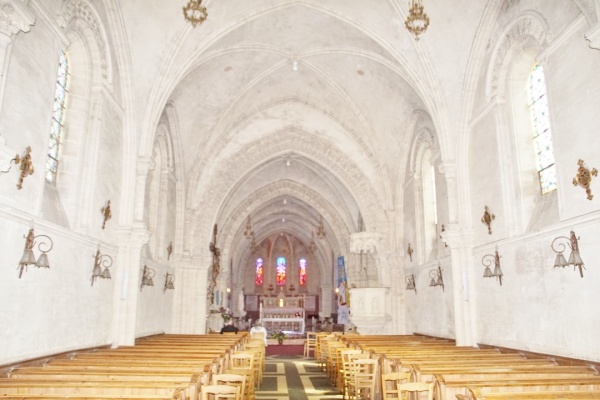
[256, 354, 343, 400]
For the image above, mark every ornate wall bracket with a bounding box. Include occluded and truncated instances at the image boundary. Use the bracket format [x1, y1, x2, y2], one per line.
[572, 159, 597, 200]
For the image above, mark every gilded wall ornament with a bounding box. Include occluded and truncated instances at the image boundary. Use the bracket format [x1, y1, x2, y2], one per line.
[572, 159, 597, 200]
[481, 206, 495, 235]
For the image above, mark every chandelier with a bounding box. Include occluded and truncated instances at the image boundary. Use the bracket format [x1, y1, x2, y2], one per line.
[183, 0, 208, 28]
[405, 0, 430, 41]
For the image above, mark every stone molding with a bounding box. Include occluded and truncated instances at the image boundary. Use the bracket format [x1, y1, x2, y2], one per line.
[349, 231, 384, 254]
[0, 1, 34, 39]
[585, 21, 600, 49]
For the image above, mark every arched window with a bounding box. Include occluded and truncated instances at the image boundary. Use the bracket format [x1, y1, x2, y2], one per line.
[420, 147, 437, 258]
[255, 258, 263, 285]
[276, 256, 286, 285]
[45, 51, 69, 184]
[528, 64, 557, 194]
[298, 258, 307, 286]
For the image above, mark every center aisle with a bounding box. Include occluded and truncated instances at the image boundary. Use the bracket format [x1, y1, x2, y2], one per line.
[256, 354, 343, 400]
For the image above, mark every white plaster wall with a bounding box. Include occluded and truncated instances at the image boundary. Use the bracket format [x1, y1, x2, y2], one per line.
[0, 214, 115, 364]
[135, 261, 174, 337]
[473, 219, 600, 361]
[404, 261, 455, 338]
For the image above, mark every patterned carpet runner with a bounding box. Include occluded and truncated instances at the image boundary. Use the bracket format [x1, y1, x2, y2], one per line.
[256, 354, 343, 400]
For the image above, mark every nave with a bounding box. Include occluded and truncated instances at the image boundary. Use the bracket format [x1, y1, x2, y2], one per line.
[257, 355, 341, 400]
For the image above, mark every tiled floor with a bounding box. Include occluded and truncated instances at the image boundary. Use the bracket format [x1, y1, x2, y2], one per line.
[256, 355, 343, 400]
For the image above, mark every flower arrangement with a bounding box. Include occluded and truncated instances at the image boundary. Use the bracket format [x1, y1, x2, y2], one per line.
[272, 330, 286, 344]
[219, 307, 233, 322]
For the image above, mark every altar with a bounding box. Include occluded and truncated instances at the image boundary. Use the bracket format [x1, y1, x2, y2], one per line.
[261, 307, 305, 333]
[259, 294, 306, 333]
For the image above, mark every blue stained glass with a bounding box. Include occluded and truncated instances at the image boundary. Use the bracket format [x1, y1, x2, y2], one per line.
[45, 51, 68, 184]
[528, 64, 556, 194]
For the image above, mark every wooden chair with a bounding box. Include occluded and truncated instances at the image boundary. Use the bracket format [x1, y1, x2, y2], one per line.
[381, 372, 411, 400]
[303, 331, 317, 357]
[211, 373, 246, 400]
[348, 358, 379, 400]
[200, 384, 241, 400]
[396, 381, 434, 400]
[227, 353, 255, 400]
[340, 350, 369, 398]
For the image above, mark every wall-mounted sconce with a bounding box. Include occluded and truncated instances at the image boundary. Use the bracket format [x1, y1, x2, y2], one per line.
[1, 146, 34, 189]
[572, 159, 597, 200]
[551, 230, 585, 277]
[481, 246, 503, 286]
[91, 247, 113, 287]
[164, 273, 175, 293]
[167, 241, 173, 260]
[405, 274, 417, 293]
[429, 265, 444, 291]
[18, 226, 53, 279]
[407, 243, 414, 261]
[439, 224, 448, 247]
[316, 216, 326, 239]
[481, 206, 495, 235]
[101, 200, 112, 230]
[140, 265, 155, 291]
[244, 216, 254, 238]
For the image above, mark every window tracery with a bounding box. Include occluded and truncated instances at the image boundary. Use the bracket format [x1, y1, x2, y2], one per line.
[45, 51, 69, 184]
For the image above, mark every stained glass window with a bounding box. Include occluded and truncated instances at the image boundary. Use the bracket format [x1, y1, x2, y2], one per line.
[255, 258, 263, 285]
[46, 51, 69, 184]
[299, 258, 307, 286]
[276, 256, 286, 285]
[528, 64, 557, 194]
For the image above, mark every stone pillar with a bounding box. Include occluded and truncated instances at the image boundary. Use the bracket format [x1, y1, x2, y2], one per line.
[0, 1, 35, 147]
[171, 256, 210, 334]
[444, 225, 476, 347]
[110, 224, 151, 347]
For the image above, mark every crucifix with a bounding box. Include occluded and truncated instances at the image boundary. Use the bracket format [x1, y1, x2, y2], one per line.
[208, 224, 220, 304]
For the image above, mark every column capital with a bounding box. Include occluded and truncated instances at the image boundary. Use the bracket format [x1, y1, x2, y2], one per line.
[0, 1, 35, 39]
[585, 21, 600, 50]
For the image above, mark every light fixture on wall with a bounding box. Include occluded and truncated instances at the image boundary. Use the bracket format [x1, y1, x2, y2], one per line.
[572, 159, 597, 200]
[164, 273, 175, 293]
[167, 241, 173, 260]
[316, 216, 326, 239]
[407, 243, 414, 261]
[244, 216, 254, 238]
[481, 206, 495, 235]
[101, 200, 112, 230]
[405, 0, 430, 41]
[0, 146, 34, 190]
[18, 225, 54, 279]
[91, 247, 113, 287]
[182, 0, 207, 27]
[481, 246, 503, 286]
[140, 265, 155, 291]
[405, 274, 417, 293]
[429, 265, 444, 291]
[551, 230, 585, 277]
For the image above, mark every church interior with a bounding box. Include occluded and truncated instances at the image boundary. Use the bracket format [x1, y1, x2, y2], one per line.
[1, 0, 600, 395]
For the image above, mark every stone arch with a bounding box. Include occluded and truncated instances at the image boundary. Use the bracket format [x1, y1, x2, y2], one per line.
[485, 11, 550, 100]
[218, 180, 353, 285]
[187, 129, 386, 261]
